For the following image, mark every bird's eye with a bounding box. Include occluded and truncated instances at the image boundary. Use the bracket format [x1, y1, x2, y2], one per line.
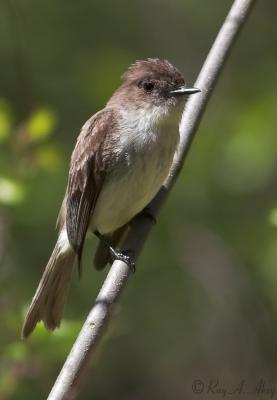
[143, 81, 154, 91]
[138, 80, 154, 92]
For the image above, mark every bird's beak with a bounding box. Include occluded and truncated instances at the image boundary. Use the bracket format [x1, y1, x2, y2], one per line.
[170, 85, 201, 95]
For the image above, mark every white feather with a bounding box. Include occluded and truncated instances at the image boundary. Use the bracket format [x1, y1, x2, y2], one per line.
[91, 103, 179, 234]
[57, 229, 72, 254]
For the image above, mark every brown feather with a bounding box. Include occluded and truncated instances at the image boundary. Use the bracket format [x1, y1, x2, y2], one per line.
[65, 108, 117, 272]
[22, 243, 75, 338]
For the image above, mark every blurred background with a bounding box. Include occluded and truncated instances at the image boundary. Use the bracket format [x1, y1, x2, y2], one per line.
[1, 0, 277, 398]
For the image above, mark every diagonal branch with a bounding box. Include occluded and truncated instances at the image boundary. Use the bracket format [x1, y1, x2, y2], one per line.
[48, 0, 257, 399]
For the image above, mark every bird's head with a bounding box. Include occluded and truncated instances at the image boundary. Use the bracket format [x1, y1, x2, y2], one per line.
[108, 58, 200, 112]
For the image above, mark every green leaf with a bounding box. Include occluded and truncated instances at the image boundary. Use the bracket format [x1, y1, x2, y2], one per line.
[0, 177, 24, 205]
[27, 108, 57, 141]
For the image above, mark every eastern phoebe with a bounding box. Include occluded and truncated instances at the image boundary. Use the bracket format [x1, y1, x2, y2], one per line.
[22, 58, 200, 338]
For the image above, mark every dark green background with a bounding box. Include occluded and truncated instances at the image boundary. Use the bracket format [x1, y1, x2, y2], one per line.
[1, 1, 277, 398]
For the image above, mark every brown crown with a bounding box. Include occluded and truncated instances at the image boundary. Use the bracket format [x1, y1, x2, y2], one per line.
[121, 58, 184, 84]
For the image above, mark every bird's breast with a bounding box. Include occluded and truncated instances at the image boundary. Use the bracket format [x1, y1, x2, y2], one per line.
[91, 110, 179, 234]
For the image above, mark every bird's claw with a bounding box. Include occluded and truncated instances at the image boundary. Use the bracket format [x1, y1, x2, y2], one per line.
[109, 248, 136, 273]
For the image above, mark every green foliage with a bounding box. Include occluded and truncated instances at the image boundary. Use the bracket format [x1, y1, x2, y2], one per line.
[269, 208, 277, 227]
[35, 144, 62, 172]
[218, 94, 277, 193]
[27, 108, 56, 142]
[0, 177, 24, 205]
[0, 99, 13, 142]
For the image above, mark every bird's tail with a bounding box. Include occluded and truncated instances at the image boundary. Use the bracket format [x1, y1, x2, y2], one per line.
[22, 231, 75, 338]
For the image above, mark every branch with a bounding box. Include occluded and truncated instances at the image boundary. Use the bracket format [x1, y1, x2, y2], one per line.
[48, 1, 256, 398]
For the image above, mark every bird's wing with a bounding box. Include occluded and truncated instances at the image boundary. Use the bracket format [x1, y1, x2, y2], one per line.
[65, 108, 116, 271]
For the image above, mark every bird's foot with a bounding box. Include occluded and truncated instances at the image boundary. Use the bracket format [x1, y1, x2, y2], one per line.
[109, 247, 136, 273]
[94, 231, 135, 272]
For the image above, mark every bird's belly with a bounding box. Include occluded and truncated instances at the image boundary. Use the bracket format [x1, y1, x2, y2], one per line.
[91, 141, 176, 234]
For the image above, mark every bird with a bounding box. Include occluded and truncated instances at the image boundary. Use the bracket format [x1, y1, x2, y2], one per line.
[22, 58, 200, 338]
